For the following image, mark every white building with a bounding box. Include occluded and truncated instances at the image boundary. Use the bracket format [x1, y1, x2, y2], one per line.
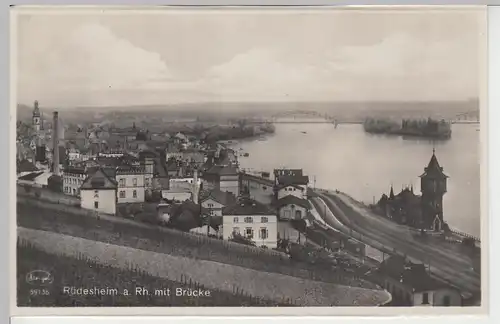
[80, 168, 117, 215]
[116, 166, 145, 203]
[17, 171, 52, 188]
[374, 256, 463, 306]
[202, 165, 240, 197]
[62, 167, 86, 196]
[142, 157, 154, 191]
[199, 189, 237, 217]
[67, 148, 81, 161]
[276, 184, 307, 200]
[162, 170, 201, 203]
[276, 195, 310, 220]
[222, 197, 278, 248]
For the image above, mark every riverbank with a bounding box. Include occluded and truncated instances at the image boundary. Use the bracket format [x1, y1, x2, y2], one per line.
[234, 122, 480, 237]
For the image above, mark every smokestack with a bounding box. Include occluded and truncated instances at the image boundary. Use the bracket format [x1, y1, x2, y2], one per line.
[53, 111, 60, 175]
[192, 168, 199, 204]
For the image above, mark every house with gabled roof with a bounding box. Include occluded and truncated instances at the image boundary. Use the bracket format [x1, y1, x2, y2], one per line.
[80, 167, 118, 215]
[222, 197, 278, 248]
[275, 194, 311, 221]
[199, 188, 237, 217]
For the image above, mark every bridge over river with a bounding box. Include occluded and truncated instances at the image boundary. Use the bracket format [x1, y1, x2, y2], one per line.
[246, 109, 480, 125]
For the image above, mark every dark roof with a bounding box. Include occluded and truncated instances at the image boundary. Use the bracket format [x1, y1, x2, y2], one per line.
[205, 165, 238, 176]
[420, 151, 448, 179]
[116, 165, 145, 174]
[275, 195, 311, 210]
[274, 169, 303, 177]
[275, 183, 306, 191]
[199, 189, 237, 206]
[18, 171, 45, 181]
[17, 159, 38, 173]
[240, 173, 274, 186]
[80, 167, 117, 190]
[166, 159, 181, 172]
[379, 256, 447, 292]
[154, 158, 168, 178]
[277, 175, 309, 186]
[63, 167, 86, 175]
[223, 197, 275, 216]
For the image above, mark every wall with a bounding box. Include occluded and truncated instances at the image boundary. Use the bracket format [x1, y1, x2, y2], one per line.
[81, 189, 116, 215]
[17, 184, 80, 206]
[432, 288, 462, 306]
[279, 204, 307, 220]
[241, 178, 273, 205]
[223, 214, 278, 248]
[201, 198, 224, 217]
[161, 191, 192, 202]
[63, 173, 86, 196]
[277, 186, 306, 200]
[277, 221, 301, 243]
[18, 227, 391, 306]
[117, 173, 145, 203]
[220, 175, 239, 196]
[412, 289, 462, 306]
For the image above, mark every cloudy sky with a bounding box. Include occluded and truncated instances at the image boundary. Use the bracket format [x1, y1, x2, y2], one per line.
[14, 7, 484, 108]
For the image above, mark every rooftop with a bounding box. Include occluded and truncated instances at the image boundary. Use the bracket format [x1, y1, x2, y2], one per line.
[18, 171, 45, 181]
[275, 195, 311, 210]
[377, 256, 448, 293]
[199, 189, 237, 206]
[277, 174, 309, 186]
[81, 167, 117, 190]
[223, 197, 275, 216]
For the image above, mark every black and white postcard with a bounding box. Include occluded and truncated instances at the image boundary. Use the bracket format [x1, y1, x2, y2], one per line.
[10, 5, 488, 316]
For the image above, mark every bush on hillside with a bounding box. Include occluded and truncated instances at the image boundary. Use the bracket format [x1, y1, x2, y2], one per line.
[229, 233, 256, 246]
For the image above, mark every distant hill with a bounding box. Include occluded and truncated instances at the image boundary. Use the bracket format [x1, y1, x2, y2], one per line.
[16, 99, 480, 123]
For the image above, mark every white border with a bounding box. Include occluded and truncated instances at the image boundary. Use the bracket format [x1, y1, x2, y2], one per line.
[7, 3, 495, 321]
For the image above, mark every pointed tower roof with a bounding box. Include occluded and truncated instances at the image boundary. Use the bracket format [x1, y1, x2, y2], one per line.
[33, 100, 40, 117]
[389, 185, 395, 199]
[420, 148, 448, 179]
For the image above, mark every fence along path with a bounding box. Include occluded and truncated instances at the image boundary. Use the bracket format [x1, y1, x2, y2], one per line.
[17, 195, 289, 259]
[18, 227, 392, 306]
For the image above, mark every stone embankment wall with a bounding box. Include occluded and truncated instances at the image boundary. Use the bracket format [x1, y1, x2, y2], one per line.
[18, 227, 392, 307]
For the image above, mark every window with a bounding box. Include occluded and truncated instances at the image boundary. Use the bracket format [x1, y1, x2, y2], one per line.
[233, 217, 239, 223]
[422, 292, 429, 305]
[295, 210, 302, 220]
[244, 217, 253, 223]
[261, 217, 268, 223]
[443, 295, 451, 306]
[210, 210, 214, 216]
[94, 190, 99, 198]
[232, 227, 240, 235]
[208, 203, 214, 208]
[119, 179, 125, 187]
[245, 227, 254, 239]
[260, 228, 268, 239]
[119, 191, 126, 198]
[133, 178, 137, 187]
[133, 190, 137, 198]
[94, 201, 99, 209]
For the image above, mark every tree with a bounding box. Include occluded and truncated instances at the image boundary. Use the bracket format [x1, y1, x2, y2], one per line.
[229, 233, 256, 246]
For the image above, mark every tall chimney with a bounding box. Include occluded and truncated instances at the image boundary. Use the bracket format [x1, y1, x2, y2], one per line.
[53, 111, 60, 175]
[192, 168, 199, 204]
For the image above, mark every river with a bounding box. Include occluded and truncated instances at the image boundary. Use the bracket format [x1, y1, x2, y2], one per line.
[231, 122, 481, 237]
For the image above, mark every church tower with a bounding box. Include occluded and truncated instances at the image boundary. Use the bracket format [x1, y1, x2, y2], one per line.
[419, 149, 448, 231]
[32, 100, 41, 133]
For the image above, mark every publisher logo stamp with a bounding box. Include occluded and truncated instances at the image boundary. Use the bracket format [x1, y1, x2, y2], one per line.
[26, 270, 53, 286]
